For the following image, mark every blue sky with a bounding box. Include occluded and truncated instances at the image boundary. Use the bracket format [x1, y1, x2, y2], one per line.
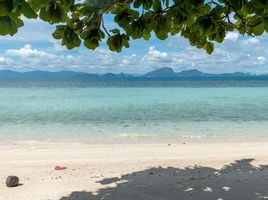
[0, 18, 268, 74]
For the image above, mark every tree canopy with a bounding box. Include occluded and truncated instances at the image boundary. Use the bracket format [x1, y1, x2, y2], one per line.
[0, 0, 267, 54]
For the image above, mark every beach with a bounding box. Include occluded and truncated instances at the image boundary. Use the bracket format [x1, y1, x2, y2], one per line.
[0, 87, 268, 199]
[1, 142, 268, 200]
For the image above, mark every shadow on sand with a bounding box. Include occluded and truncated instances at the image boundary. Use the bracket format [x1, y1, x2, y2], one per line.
[60, 159, 268, 200]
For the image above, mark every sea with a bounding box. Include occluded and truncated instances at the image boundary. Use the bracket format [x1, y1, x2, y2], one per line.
[0, 78, 268, 143]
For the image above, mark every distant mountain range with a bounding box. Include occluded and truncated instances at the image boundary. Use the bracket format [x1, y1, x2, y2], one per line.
[0, 67, 267, 81]
[145, 67, 254, 77]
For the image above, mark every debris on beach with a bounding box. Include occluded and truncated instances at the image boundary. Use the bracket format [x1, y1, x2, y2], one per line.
[54, 166, 67, 170]
[6, 176, 19, 187]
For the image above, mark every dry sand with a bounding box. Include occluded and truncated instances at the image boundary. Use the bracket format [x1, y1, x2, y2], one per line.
[1, 142, 268, 200]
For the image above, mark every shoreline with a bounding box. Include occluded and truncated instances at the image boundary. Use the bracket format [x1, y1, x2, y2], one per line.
[1, 134, 268, 146]
[1, 142, 268, 199]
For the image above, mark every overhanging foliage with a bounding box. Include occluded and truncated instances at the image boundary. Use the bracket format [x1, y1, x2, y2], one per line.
[0, 0, 267, 54]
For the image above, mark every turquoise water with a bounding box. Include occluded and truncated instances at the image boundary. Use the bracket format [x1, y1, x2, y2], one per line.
[0, 87, 268, 142]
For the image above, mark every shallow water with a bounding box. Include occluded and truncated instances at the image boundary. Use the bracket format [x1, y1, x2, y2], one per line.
[0, 86, 268, 142]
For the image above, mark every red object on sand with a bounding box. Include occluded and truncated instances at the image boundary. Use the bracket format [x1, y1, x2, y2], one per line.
[54, 166, 67, 170]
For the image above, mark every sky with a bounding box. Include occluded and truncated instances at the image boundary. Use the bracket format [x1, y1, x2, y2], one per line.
[0, 17, 268, 74]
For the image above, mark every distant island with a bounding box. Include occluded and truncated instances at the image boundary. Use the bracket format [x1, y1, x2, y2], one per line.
[0, 67, 267, 81]
[144, 67, 254, 78]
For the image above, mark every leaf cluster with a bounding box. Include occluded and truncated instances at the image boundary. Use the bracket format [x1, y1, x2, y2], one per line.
[1, 0, 268, 54]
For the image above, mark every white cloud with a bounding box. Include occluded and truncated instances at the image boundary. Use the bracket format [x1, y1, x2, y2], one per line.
[52, 40, 68, 52]
[121, 54, 137, 65]
[248, 37, 259, 44]
[122, 58, 132, 65]
[147, 46, 167, 59]
[0, 12, 267, 74]
[141, 46, 170, 66]
[0, 56, 12, 65]
[0, 45, 140, 73]
[6, 44, 56, 59]
[157, 34, 268, 74]
[257, 56, 265, 61]
[225, 32, 239, 41]
[256, 56, 266, 64]
[53, 43, 67, 52]
[1, 37, 268, 74]
[0, 57, 7, 63]
[241, 37, 259, 45]
[142, 38, 268, 74]
[0, 27, 268, 74]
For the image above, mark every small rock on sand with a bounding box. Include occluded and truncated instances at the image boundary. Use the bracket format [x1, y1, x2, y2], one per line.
[6, 176, 19, 187]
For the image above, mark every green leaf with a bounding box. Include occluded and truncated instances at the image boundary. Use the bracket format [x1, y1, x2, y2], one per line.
[143, 32, 151, 40]
[28, 0, 48, 11]
[110, 28, 120, 35]
[15, 18, 24, 28]
[39, 2, 66, 24]
[205, 42, 214, 54]
[143, 0, 153, 10]
[84, 38, 99, 50]
[253, 22, 264, 36]
[230, 0, 242, 10]
[122, 37, 129, 48]
[52, 25, 66, 39]
[133, 0, 141, 8]
[191, 20, 202, 33]
[72, 21, 83, 30]
[63, 31, 81, 49]
[155, 30, 168, 40]
[0, 16, 18, 35]
[0, 0, 13, 16]
[153, 0, 162, 12]
[21, 1, 38, 19]
[165, 0, 169, 7]
[264, 16, 268, 32]
[107, 35, 123, 52]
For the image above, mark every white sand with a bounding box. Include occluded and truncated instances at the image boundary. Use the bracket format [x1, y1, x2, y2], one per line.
[1, 142, 268, 200]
